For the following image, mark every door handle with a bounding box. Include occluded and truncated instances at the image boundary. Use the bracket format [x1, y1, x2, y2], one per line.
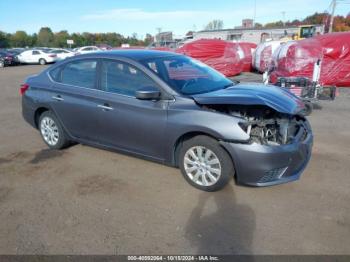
[52, 95, 64, 101]
[97, 104, 114, 111]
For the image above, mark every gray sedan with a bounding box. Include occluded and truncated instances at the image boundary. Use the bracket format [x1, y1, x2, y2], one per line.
[21, 50, 313, 191]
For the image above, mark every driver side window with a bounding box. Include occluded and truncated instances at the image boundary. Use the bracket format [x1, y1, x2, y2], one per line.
[101, 60, 157, 96]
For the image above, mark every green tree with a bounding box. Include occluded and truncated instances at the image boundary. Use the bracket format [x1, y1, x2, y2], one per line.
[303, 12, 327, 25]
[144, 33, 153, 46]
[10, 31, 30, 47]
[37, 27, 54, 47]
[0, 31, 9, 48]
[30, 33, 38, 46]
[54, 30, 70, 47]
[71, 33, 84, 47]
[254, 23, 263, 28]
[264, 21, 284, 28]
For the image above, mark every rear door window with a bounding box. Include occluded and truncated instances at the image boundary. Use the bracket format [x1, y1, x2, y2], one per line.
[58, 60, 97, 89]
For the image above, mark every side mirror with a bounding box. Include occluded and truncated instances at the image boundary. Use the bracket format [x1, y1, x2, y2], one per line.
[135, 86, 161, 100]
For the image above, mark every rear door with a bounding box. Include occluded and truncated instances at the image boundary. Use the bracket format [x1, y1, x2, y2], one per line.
[94, 59, 168, 160]
[30, 50, 41, 63]
[49, 59, 106, 141]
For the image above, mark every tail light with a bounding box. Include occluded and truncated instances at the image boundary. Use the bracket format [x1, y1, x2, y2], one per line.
[20, 83, 29, 95]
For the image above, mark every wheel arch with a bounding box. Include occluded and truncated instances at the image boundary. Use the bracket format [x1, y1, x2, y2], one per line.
[34, 107, 50, 128]
[172, 131, 236, 172]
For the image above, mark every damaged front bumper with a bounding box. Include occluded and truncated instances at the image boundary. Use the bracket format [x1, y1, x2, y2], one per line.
[220, 122, 313, 186]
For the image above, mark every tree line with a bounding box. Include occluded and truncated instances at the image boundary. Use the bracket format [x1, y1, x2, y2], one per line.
[1, 12, 349, 48]
[203, 12, 350, 32]
[0, 27, 154, 48]
[258, 12, 350, 32]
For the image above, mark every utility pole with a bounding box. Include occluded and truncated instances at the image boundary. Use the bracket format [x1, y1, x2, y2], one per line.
[253, 0, 257, 27]
[329, 0, 337, 33]
[281, 11, 286, 26]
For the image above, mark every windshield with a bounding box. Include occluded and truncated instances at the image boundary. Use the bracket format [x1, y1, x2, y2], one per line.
[141, 55, 234, 95]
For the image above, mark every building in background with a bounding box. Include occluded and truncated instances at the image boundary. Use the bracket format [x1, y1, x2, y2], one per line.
[193, 19, 325, 44]
[155, 31, 173, 43]
[240, 19, 254, 29]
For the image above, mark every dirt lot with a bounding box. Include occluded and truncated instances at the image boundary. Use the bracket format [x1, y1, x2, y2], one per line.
[0, 65, 349, 255]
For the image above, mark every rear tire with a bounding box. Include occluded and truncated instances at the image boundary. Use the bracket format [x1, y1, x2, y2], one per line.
[179, 135, 234, 191]
[39, 58, 46, 65]
[39, 111, 69, 149]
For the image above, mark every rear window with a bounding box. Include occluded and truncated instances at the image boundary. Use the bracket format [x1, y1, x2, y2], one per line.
[49, 67, 62, 82]
[50, 60, 97, 89]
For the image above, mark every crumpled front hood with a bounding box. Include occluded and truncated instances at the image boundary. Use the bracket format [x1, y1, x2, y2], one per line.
[192, 83, 306, 115]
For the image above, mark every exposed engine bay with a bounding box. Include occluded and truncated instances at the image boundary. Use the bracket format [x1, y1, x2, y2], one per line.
[202, 104, 307, 145]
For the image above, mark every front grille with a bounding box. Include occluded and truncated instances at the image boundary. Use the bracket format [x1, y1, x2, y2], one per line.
[259, 167, 287, 183]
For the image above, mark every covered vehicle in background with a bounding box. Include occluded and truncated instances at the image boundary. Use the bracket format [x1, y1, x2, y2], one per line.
[238, 42, 257, 72]
[176, 39, 243, 77]
[269, 39, 322, 83]
[268, 33, 350, 114]
[270, 32, 350, 87]
[18, 49, 58, 65]
[316, 32, 350, 87]
[253, 41, 282, 72]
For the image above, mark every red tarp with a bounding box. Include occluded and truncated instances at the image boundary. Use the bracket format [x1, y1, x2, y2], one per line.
[176, 39, 243, 77]
[239, 42, 257, 72]
[270, 32, 350, 87]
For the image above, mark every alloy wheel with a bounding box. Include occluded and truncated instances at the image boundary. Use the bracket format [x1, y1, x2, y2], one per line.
[40, 116, 59, 146]
[183, 146, 222, 186]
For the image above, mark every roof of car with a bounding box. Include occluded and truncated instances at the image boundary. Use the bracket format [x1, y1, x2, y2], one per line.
[78, 49, 181, 61]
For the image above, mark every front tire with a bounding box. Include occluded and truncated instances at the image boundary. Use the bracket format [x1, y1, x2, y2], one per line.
[39, 58, 46, 65]
[39, 111, 69, 149]
[303, 101, 313, 116]
[179, 135, 234, 191]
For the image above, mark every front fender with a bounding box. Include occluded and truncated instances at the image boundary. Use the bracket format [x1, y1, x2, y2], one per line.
[163, 99, 250, 164]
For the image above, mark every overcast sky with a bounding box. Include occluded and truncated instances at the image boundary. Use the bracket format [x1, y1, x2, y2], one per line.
[0, 0, 348, 38]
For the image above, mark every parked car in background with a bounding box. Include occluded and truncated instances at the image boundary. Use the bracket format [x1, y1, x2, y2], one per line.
[74, 46, 101, 55]
[0, 56, 5, 68]
[49, 49, 74, 60]
[18, 49, 58, 65]
[97, 44, 112, 50]
[21, 50, 313, 191]
[5, 49, 21, 65]
[7, 48, 26, 53]
[0, 51, 18, 67]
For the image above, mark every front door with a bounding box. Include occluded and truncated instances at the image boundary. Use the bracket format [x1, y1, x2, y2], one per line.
[95, 59, 168, 161]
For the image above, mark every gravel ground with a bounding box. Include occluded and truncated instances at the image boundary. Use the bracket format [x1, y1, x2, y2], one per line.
[0, 65, 349, 255]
